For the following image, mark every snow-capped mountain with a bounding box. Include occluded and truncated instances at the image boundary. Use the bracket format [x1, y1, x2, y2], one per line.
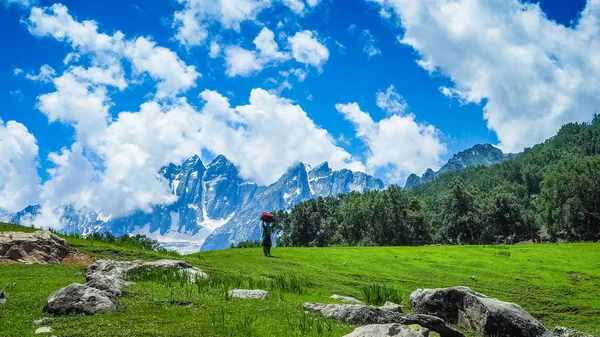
[5, 155, 383, 253]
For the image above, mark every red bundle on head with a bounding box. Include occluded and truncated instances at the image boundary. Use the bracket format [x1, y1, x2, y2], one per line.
[260, 212, 275, 223]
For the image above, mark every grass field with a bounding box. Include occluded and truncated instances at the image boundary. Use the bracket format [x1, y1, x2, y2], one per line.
[1, 222, 599, 337]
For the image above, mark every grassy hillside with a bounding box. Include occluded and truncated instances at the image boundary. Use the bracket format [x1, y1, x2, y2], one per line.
[1, 222, 599, 337]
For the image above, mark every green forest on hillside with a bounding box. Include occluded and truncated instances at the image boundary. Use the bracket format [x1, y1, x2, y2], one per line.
[276, 116, 600, 247]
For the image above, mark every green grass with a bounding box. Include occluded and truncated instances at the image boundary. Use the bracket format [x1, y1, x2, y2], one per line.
[1, 222, 600, 336]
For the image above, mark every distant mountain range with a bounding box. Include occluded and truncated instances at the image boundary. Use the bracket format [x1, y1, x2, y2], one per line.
[0, 144, 517, 253]
[1, 155, 383, 253]
[404, 144, 515, 189]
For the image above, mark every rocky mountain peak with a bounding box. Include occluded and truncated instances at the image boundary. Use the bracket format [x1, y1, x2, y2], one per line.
[309, 162, 332, 180]
[405, 143, 515, 189]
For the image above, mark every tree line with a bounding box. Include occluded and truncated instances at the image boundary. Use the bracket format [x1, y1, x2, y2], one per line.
[275, 116, 600, 247]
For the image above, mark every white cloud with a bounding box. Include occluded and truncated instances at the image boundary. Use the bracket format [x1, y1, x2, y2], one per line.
[225, 47, 262, 77]
[172, 0, 270, 48]
[369, 0, 600, 152]
[4, 0, 34, 8]
[9, 90, 24, 101]
[254, 27, 289, 61]
[281, 0, 305, 14]
[279, 68, 307, 82]
[198, 88, 363, 184]
[172, 0, 323, 48]
[288, 30, 329, 69]
[209, 40, 221, 58]
[376, 85, 407, 114]
[27, 3, 199, 98]
[37, 71, 111, 141]
[0, 119, 40, 212]
[123, 37, 200, 98]
[335, 41, 347, 54]
[25, 64, 56, 82]
[336, 96, 446, 184]
[361, 29, 381, 57]
[224, 27, 288, 77]
[23, 78, 360, 216]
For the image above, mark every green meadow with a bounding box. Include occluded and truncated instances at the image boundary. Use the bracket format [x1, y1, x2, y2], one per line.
[1, 223, 599, 337]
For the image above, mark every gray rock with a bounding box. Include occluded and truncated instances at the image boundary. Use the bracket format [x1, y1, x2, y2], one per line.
[34, 327, 53, 334]
[381, 301, 403, 313]
[0, 290, 5, 305]
[44, 283, 116, 316]
[32, 317, 53, 326]
[344, 324, 430, 337]
[331, 294, 364, 304]
[228, 289, 270, 300]
[553, 326, 595, 337]
[303, 302, 464, 337]
[85, 274, 132, 298]
[0, 231, 69, 264]
[410, 286, 548, 337]
[83, 259, 206, 298]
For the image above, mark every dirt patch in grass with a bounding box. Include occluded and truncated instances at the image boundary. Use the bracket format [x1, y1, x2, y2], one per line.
[62, 252, 95, 266]
[0, 258, 19, 264]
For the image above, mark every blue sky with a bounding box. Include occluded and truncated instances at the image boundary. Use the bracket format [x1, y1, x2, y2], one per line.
[0, 0, 596, 217]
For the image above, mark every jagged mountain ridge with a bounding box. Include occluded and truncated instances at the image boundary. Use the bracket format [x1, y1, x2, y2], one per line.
[405, 144, 516, 189]
[6, 155, 383, 253]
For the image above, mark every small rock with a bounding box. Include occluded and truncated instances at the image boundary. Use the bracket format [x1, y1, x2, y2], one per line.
[0, 290, 6, 305]
[44, 284, 116, 316]
[32, 317, 53, 326]
[553, 326, 595, 337]
[35, 327, 53, 334]
[228, 289, 270, 300]
[344, 324, 429, 337]
[331, 294, 364, 304]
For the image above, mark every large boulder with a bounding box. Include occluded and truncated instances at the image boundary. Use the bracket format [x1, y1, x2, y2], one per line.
[344, 324, 430, 337]
[303, 302, 464, 337]
[44, 284, 116, 316]
[410, 286, 548, 337]
[84, 259, 206, 298]
[0, 231, 69, 264]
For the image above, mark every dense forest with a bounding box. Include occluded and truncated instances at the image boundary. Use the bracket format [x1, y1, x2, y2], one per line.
[275, 116, 600, 247]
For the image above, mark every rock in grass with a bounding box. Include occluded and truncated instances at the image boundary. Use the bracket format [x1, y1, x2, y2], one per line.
[84, 259, 206, 298]
[331, 294, 364, 304]
[303, 302, 464, 337]
[553, 326, 595, 337]
[44, 284, 116, 316]
[228, 289, 270, 300]
[34, 326, 54, 334]
[344, 324, 430, 337]
[32, 317, 53, 326]
[410, 286, 548, 337]
[0, 230, 69, 264]
[0, 290, 6, 305]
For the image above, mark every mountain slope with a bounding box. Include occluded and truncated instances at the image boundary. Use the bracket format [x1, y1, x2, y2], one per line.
[6, 155, 383, 253]
[405, 144, 515, 189]
[201, 161, 384, 250]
